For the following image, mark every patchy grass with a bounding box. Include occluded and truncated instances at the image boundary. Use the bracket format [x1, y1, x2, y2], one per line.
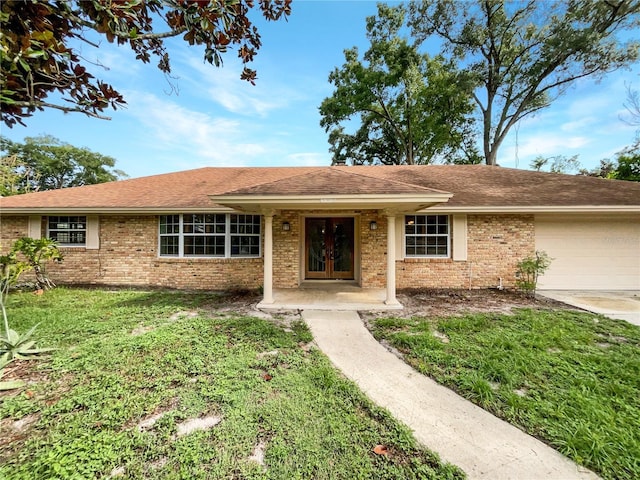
[1, 288, 462, 479]
[370, 309, 640, 480]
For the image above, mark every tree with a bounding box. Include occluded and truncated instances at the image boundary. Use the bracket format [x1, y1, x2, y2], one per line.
[623, 83, 640, 125]
[1, 135, 127, 194]
[578, 140, 640, 181]
[0, 237, 60, 370]
[1, 0, 292, 128]
[610, 140, 640, 181]
[409, 0, 640, 166]
[319, 3, 481, 166]
[578, 158, 617, 179]
[530, 154, 580, 174]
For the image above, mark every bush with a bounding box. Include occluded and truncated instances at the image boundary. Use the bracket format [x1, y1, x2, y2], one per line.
[516, 250, 552, 297]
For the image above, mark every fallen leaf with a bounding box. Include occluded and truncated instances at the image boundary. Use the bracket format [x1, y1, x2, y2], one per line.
[25, 390, 34, 399]
[262, 372, 272, 381]
[373, 444, 389, 455]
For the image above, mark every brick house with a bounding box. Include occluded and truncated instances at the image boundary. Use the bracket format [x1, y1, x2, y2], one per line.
[1, 165, 639, 306]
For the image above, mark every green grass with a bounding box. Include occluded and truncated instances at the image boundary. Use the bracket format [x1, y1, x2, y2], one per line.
[370, 309, 640, 480]
[0, 288, 462, 479]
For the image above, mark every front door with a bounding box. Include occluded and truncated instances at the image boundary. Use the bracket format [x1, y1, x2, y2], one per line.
[305, 217, 354, 279]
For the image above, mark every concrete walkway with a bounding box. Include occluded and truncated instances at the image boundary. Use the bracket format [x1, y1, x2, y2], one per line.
[302, 310, 599, 480]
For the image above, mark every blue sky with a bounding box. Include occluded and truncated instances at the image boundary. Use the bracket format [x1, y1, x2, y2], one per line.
[3, 0, 639, 179]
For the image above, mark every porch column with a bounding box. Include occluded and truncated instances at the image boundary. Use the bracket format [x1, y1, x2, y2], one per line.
[385, 214, 400, 305]
[262, 212, 274, 304]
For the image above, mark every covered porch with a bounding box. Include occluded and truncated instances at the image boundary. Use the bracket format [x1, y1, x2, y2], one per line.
[209, 168, 453, 308]
[256, 282, 403, 311]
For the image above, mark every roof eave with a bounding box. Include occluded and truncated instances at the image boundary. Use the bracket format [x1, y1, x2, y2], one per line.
[423, 205, 640, 213]
[208, 193, 454, 212]
[0, 206, 236, 215]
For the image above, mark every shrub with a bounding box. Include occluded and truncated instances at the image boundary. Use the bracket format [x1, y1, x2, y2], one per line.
[516, 250, 552, 297]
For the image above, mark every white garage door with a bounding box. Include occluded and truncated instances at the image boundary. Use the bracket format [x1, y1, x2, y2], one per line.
[535, 216, 640, 290]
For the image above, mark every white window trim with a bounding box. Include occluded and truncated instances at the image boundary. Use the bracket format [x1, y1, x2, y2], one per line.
[47, 215, 88, 248]
[158, 213, 261, 259]
[403, 214, 451, 259]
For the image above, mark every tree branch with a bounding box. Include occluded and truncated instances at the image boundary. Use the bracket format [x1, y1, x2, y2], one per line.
[10, 101, 113, 120]
[65, 11, 187, 41]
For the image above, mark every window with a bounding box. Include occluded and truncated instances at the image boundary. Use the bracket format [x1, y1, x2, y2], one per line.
[48, 216, 87, 246]
[405, 215, 449, 257]
[159, 214, 261, 258]
[230, 214, 261, 257]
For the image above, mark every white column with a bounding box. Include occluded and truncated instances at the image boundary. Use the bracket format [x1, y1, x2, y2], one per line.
[263, 213, 274, 304]
[385, 214, 400, 305]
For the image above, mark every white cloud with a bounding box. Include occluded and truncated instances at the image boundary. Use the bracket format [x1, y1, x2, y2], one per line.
[180, 56, 298, 117]
[498, 133, 591, 166]
[125, 91, 268, 166]
[560, 116, 598, 133]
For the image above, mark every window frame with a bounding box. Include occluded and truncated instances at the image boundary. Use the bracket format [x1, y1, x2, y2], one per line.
[158, 213, 261, 259]
[47, 215, 87, 247]
[404, 214, 451, 258]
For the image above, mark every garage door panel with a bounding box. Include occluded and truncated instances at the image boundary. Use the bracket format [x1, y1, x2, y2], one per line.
[549, 257, 638, 269]
[535, 217, 640, 290]
[539, 274, 638, 290]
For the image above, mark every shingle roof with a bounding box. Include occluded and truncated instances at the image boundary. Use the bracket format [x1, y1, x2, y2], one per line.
[221, 168, 448, 196]
[352, 165, 640, 207]
[1, 165, 639, 211]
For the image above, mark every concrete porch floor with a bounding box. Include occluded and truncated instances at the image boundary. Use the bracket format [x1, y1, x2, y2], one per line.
[257, 282, 403, 311]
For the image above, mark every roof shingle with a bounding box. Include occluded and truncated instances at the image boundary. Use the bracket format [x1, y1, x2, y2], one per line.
[1, 165, 639, 211]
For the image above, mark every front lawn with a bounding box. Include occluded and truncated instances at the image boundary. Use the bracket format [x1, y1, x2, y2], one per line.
[1, 288, 462, 479]
[369, 308, 640, 480]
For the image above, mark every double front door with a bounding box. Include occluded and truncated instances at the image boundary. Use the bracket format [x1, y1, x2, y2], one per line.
[305, 217, 354, 279]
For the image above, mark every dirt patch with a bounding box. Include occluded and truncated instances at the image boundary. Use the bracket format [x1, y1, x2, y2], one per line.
[0, 413, 40, 451]
[248, 439, 268, 467]
[175, 415, 222, 437]
[361, 288, 572, 320]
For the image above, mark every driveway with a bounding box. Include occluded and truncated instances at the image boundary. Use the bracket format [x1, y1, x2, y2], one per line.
[538, 290, 640, 326]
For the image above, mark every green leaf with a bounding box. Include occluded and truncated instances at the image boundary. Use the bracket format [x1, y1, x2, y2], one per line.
[0, 379, 25, 391]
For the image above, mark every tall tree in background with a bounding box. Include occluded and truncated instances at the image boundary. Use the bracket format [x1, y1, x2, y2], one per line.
[319, 3, 480, 166]
[1, 0, 291, 128]
[409, 0, 640, 166]
[0, 135, 127, 195]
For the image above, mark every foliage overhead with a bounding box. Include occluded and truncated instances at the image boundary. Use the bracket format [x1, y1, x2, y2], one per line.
[533, 143, 640, 181]
[408, 0, 640, 165]
[0, 0, 292, 127]
[530, 154, 581, 174]
[1, 135, 127, 195]
[319, 3, 481, 166]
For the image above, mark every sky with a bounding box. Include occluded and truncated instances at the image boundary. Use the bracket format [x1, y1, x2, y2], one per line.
[2, 0, 640, 180]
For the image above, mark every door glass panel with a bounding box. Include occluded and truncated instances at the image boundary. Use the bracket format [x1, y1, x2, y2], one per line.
[332, 220, 352, 273]
[307, 219, 326, 273]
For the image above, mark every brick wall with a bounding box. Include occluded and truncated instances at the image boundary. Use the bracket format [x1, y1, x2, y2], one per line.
[397, 214, 535, 289]
[273, 211, 300, 288]
[1, 213, 534, 291]
[0, 216, 28, 253]
[1, 215, 263, 290]
[360, 211, 386, 288]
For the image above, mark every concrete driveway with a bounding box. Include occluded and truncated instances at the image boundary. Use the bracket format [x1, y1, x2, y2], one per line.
[538, 290, 640, 326]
